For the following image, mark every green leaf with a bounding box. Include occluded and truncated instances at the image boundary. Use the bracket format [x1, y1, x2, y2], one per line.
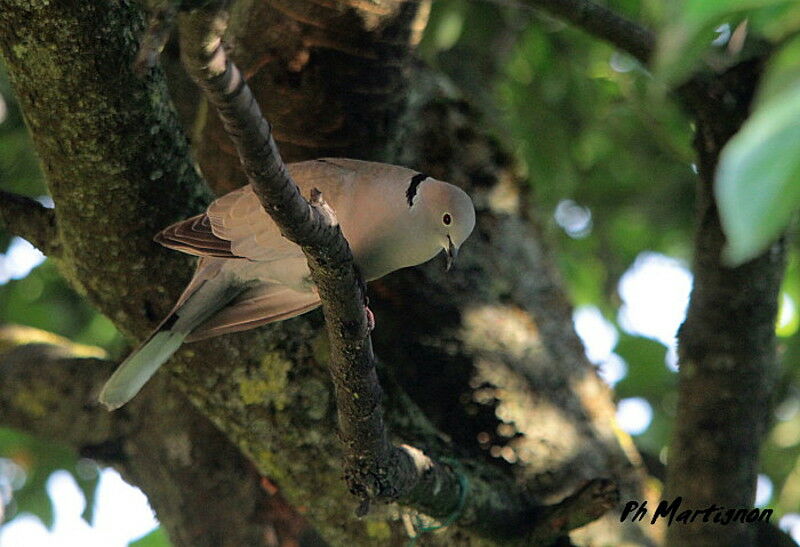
[76, 471, 100, 524]
[755, 34, 800, 107]
[129, 527, 171, 547]
[12, 482, 54, 529]
[715, 84, 800, 265]
[613, 334, 671, 401]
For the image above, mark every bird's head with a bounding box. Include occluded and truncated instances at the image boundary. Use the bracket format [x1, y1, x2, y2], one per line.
[412, 177, 476, 271]
[345, 166, 476, 281]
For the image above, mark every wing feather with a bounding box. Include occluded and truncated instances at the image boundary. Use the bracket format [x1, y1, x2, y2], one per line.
[186, 282, 320, 341]
[156, 159, 415, 262]
[155, 214, 241, 258]
[207, 185, 300, 262]
[204, 160, 359, 262]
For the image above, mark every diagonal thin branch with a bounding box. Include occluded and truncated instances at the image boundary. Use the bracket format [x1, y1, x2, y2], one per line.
[175, 0, 462, 517]
[174, 1, 617, 539]
[0, 190, 60, 256]
[533, 478, 620, 540]
[525, 0, 656, 64]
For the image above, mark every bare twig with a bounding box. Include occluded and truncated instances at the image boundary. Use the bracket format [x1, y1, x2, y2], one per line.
[174, 1, 617, 539]
[0, 190, 60, 256]
[534, 479, 620, 540]
[525, 0, 656, 63]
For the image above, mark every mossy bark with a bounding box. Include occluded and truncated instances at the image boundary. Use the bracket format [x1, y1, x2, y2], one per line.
[0, 0, 208, 336]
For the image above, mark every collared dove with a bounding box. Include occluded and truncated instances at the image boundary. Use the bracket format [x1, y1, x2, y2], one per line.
[99, 158, 476, 409]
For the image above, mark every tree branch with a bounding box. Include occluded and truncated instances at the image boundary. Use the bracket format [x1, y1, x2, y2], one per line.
[175, 0, 471, 520]
[175, 2, 617, 540]
[177, 0, 391, 501]
[667, 59, 783, 547]
[641, 444, 798, 547]
[525, 0, 656, 64]
[0, 190, 60, 256]
[493, 0, 783, 542]
[507, 4, 782, 544]
[0, 0, 210, 338]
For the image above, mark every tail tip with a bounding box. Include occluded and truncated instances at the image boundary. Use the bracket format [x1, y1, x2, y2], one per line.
[98, 390, 127, 411]
[100, 401, 123, 412]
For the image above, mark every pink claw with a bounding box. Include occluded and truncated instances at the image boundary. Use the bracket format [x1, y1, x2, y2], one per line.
[365, 306, 375, 332]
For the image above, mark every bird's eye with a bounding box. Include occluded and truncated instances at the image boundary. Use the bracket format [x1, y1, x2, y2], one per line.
[442, 213, 452, 226]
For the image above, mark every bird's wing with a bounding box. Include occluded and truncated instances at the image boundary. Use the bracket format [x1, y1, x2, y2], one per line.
[155, 158, 394, 262]
[153, 187, 301, 262]
[155, 214, 241, 258]
[205, 160, 359, 261]
[205, 185, 296, 262]
[186, 282, 320, 341]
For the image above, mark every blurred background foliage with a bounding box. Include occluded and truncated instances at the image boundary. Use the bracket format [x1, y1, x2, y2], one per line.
[421, 2, 800, 535]
[2, 0, 800, 544]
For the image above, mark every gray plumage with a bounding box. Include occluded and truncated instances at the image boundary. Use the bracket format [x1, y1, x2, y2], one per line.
[99, 158, 475, 409]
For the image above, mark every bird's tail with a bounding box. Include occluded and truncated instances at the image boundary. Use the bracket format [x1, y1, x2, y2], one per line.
[99, 266, 243, 410]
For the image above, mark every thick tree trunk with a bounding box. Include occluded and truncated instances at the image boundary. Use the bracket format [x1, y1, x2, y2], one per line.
[0, 0, 208, 335]
[667, 61, 785, 547]
[0, 1, 647, 544]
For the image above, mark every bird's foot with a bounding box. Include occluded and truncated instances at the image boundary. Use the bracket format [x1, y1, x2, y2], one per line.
[365, 305, 375, 332]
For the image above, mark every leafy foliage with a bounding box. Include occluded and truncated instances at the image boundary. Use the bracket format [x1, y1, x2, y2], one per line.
[715, 28, 800, 265]
[422, 0, 800, 525]
[654, 0, 794, 86]
[716, 82, 800, 265]
[648, 0, 800, 265]
[130, 526, 170, 547]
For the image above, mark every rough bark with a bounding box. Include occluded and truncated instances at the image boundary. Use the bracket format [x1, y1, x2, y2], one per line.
[0, 0, 649, 545]
[197, 0, 431, 192]
[0, 190, 59, 256]
[0, 0, 209, 338]
[667, 59, 784, 547]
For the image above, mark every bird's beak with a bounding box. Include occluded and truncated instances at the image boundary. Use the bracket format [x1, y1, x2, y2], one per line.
[445, 235, 458, 271]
